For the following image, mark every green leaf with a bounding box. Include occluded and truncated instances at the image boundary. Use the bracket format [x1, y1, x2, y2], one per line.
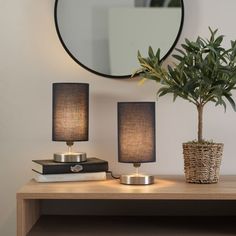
[155, 48, 160, 60]
[181, 44, 192, 52]
[173, 93, 178, 102]
[137, 50, 141, 58]
[175, 48, 186, 56]
[214, 35, 224, 45]
[157, 87, 170, 97]
[172, 54, 183, 62]
[148, 46, 155, 58]
[224, 93, 236, 111]
[134, 27, 236, 116]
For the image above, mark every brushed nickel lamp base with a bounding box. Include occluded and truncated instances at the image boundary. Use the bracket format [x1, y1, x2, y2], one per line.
[53, 141, 87, 163]
[120, 163, 154, 185]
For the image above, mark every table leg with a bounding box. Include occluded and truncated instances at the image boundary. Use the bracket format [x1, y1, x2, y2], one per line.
[17, 198, 40, 236]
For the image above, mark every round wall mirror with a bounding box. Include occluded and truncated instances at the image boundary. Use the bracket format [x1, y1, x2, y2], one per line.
[54, 0, 184, 78]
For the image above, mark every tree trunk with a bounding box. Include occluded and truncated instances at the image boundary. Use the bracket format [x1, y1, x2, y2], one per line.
[197, 104, 203, 142]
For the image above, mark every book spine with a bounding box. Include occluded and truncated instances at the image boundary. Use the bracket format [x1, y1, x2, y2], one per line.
[34, 172, 107, 183]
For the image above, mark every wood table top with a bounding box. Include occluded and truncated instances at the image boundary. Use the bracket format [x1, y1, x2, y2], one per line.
[17, 175, 236, 200]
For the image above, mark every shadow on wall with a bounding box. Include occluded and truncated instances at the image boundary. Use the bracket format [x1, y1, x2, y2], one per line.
[89, 92, 119, 161]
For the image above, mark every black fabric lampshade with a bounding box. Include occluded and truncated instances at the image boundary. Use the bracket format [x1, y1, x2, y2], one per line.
[52, 83, 89, 142]
[118, 102, 156, 163]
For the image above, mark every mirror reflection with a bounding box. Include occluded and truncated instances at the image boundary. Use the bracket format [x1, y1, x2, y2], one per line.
[55, 0, 184, 78]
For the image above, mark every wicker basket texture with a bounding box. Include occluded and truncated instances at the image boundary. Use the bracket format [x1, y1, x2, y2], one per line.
[183, 143, 223, 184]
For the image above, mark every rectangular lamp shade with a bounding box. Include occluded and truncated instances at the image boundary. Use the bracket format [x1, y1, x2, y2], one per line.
[118, 102, 156, 163]
[52, 83, 89, 142]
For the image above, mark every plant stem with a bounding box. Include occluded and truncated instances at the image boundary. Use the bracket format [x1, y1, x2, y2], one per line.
[197, 104, 204, 142]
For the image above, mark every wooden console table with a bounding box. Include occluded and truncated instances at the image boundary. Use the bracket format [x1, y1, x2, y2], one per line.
[16, 175, 236, 236]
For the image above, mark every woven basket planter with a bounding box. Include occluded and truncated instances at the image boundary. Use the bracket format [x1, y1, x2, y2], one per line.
[183, 143, 223, 184]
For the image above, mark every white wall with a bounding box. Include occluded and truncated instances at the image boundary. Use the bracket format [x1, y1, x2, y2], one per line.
[1, 0, 236, 235]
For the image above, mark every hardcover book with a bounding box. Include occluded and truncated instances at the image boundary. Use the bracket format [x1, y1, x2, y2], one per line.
[32, 157, 108, 175]
[34, 172, 107, 183]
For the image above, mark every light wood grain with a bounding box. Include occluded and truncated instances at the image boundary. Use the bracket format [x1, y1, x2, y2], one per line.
[17, 175, 236, 236]
[17, 176, 236, 200]
[17, 199, 40, 236]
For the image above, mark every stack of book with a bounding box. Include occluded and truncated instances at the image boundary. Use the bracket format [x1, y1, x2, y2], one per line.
[32, 157, 108, 183]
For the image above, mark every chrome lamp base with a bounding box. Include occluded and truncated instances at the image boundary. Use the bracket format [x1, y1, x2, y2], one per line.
[53, 152, 87, 163]
[120, 174, 154, 185]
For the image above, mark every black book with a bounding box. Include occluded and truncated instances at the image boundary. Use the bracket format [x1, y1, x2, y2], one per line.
[32, 157, 108, 175]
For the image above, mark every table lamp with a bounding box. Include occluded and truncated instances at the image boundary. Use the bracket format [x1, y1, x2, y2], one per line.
[52, 83, 89, 163]
[118, 102, 156, 185]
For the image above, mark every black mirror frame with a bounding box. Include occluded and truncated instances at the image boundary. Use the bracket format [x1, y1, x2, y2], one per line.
[54, 0, 185, 79]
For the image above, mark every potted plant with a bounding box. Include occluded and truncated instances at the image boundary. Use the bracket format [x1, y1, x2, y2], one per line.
[133, 28, 236, 183]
